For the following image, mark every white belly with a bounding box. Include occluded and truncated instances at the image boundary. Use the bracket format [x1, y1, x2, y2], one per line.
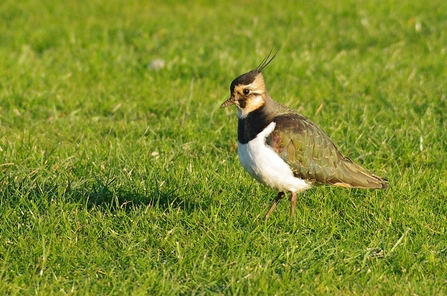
[238, 122, 312, 193]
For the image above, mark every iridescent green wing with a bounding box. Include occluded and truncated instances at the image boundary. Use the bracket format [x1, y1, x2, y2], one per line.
[266, 113, 386, 188]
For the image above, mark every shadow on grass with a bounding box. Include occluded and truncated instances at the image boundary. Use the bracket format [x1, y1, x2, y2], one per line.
[85, 177, 203, 213]
[1, 173, 207, 214]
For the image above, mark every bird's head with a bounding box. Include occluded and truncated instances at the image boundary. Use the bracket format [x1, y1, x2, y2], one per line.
[220, 51, 277, 118]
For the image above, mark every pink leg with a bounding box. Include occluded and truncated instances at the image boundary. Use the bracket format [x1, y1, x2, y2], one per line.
[290, 192, 297, 218]
[264, 192, 285, 219]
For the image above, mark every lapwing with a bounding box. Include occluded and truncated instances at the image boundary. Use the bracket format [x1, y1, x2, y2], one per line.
[220, 52, 387, 218]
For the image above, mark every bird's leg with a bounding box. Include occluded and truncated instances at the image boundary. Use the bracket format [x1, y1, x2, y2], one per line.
[290, 192, 297, 218]
[264, 192, 285, 219]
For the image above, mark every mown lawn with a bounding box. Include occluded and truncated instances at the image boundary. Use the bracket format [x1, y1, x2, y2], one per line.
[1, 0, 446, 294]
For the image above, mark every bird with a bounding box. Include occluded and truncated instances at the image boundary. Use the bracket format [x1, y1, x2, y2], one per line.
[220, 52, 388, 219]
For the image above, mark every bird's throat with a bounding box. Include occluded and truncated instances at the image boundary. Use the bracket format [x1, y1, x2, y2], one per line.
[237, 107, 272, 144]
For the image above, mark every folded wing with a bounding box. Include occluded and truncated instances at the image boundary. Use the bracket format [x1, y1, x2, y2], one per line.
[266, 114, 387, 189]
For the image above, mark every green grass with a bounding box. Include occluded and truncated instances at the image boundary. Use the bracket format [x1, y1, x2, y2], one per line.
[1, 0, 447, 294]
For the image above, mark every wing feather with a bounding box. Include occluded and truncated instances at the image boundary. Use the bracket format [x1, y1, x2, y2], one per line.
[266, 113, 387, 189]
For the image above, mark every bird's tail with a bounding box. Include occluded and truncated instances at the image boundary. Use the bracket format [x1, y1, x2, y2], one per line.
[331, 157, 388, 189]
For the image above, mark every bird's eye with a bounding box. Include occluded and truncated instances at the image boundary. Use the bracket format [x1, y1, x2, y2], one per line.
[243, 89, 250, 95]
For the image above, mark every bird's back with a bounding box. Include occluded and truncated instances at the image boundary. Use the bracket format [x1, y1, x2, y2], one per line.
[266, 109, 387, 189]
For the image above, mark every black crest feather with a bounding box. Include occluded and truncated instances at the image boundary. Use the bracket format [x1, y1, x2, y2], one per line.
[230, 50, 278, 92]
[255, 49, 278, 73]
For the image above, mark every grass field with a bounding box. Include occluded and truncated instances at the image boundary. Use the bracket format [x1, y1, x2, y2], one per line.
[1, 0, 447, 294]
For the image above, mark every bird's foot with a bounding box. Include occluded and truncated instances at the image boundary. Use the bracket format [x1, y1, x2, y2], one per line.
[264, 192, 285, 219]
[290, 192, 297, 218]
